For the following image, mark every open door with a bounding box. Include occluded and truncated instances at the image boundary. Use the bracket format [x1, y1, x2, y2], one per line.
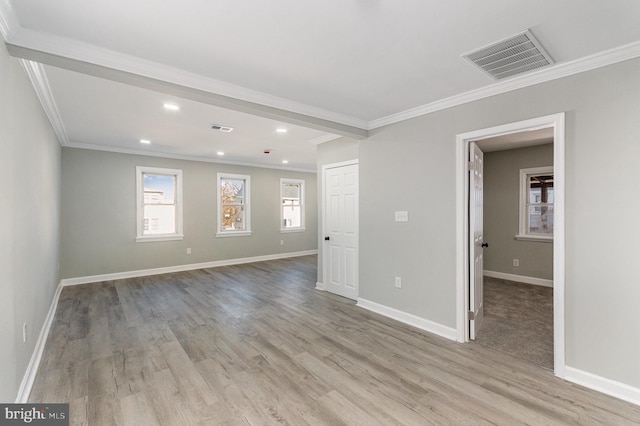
[469, 142, 485, 339]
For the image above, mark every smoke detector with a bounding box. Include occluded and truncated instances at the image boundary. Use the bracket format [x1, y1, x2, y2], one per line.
[462, 30, 554, 80]
[211, 124, 234, 132]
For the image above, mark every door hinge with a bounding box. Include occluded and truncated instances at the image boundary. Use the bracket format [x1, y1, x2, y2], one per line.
[468, 310, 475, 320]
[467, 161, 475, 171]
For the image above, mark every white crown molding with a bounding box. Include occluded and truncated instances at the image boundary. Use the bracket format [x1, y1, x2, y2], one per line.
[369, 39, 640, 130]
[64, 141, 317, 173]
[18, 59, 69, 145]
[60, 250, 318, 286]
[8, 28, 370, 131]
[0, 0, 18, 40]
[308, 134, 342, 145]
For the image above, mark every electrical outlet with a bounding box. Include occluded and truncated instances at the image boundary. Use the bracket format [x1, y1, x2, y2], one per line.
[513, 259, 520, 267]
[280, 240, 284, 246]
[23, 323, 27, 343]
[186, 248, 192, 255]
[395, 277, 402, 288]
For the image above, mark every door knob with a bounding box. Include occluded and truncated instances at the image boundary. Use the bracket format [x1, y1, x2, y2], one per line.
[481, 242, 489, 248]
[324, 236, 330, 241]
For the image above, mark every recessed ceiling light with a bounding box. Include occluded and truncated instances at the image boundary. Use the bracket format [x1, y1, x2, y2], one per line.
[217, 151, 225, 156]
[163, 103, 180, 111]
[140, 139, 151, 144]
[276, 128, 287, 133]
[282, 160, 289, 164]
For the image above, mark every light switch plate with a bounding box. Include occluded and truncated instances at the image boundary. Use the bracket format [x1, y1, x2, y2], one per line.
[395, 211, 409, 222]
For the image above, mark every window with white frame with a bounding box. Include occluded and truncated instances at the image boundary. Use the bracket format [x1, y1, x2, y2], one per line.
[136, 166, 183, 242]
[280, 179, 305, 232]
[217, 173, 251, 237]
[517, 166, 554, 241]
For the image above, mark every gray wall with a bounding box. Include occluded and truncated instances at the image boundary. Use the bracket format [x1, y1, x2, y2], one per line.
[484, 144, 554, 280]
[358, 57, 640, 389]
[316, 137, 359, 284]
[60, 148, 317, 279]
[0, 44, 61, 401]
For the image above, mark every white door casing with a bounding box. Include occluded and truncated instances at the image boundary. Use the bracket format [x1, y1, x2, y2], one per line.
[322, 161, 359, 300]
[469, 142, 484, 340]
[455, 112, 565, 378]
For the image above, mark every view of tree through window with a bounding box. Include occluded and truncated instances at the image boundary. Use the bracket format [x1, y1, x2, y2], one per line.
[220, 178, 246, 231]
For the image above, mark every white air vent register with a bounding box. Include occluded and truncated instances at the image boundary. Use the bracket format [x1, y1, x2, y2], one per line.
[462, 30, 554, 80]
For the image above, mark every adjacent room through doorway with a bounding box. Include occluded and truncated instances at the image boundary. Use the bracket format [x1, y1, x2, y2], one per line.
[473, 131, 555, 370]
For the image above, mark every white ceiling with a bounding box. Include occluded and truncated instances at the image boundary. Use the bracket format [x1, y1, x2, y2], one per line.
[43, 66, 326, 171]
[2, 1, 640, 171]
[476, 128, 553, 153]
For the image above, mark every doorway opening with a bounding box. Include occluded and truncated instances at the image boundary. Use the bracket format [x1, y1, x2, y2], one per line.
[455, 113, 566, 378]
[474, 134, 554, 369]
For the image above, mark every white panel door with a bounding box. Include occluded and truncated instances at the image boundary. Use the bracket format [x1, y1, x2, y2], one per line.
[469, 142, 485, 340]
[323, 163, 359, 300]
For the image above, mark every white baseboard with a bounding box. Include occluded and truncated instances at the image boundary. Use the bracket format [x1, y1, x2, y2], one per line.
[565, 366, 640, 407]
[60, 250, 318, 286]
[315, 281, 325, 291]
[483, 270, 553, 287]
[356, 298, 457, 341]
[15, 283, 64, 403]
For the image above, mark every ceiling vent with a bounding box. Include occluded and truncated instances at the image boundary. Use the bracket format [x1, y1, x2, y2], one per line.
[462, 30, 554, 80]
[211, 124, 234, 132]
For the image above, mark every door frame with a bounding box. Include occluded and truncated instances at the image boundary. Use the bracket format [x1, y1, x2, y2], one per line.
[319, 159, 359, 298]
[455, 113, 566, 378]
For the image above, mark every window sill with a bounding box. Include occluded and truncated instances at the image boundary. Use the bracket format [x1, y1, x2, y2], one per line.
[136, 234, 184, 243]
[216, 231, 252, 238]
[280, 228, 306, 234]
[515, 234, 553, 243]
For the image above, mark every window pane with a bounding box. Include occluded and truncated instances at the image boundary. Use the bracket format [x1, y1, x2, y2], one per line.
[529, 187, 542, 204]
[529, 175, 553, 204]
[221, 179, 245, 205]
[143, 174, 175, 203]
[283, 204, 301, 228]
[221, 205, 245, 231]
[282, 183, 300, 200]
[528, 205, 554, 234]
[143, 205, 176, 234]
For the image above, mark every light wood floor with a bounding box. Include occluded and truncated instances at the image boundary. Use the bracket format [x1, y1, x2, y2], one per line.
[30, 255, 640, 425]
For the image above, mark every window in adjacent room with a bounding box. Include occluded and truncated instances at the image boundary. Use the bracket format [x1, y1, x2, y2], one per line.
[217, 173, 251, 237]
[517, 166, 554, 242]
[136, 166, 183, 242]
[281, 179, 305, 232]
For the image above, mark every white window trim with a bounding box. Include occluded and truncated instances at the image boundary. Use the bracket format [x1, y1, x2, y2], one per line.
[516, 165, 554, 242]
[217, 173, 252, 237]
[136, 166, 183, 243]
[280, 178, 305, 233]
